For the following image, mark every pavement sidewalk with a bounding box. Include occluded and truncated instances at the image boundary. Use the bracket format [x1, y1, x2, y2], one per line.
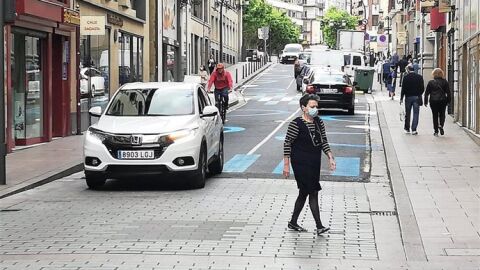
[0, 61, 271, 199]
[373, 81, 480, 262]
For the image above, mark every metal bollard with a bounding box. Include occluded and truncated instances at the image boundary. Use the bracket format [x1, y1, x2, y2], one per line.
[235, 69, 238, 83]
[242, 65, 245, 79]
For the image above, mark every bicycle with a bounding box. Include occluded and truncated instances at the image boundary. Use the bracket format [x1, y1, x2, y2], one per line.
[214, 88, 228, 124]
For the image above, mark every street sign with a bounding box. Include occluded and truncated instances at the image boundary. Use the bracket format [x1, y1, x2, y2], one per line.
[80, 16, 106, 35]
[258, 27, 269, 40]
[377, 34, 388, 47]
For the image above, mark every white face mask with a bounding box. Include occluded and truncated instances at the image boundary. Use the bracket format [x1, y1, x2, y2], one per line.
[308, 107, 318, 118]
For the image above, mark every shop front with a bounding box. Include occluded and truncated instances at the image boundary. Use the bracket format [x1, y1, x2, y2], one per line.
[77, 1, 149, 131]
[5, 0, 79, 152]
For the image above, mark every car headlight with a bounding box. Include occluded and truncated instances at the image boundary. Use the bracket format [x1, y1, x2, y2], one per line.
[88, 127, 108, 142]
[158, 128, 198, 145]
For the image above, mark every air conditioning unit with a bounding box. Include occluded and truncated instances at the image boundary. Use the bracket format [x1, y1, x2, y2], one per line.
[118, 0, 132, 8]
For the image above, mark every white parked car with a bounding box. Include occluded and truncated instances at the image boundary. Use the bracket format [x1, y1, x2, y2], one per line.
[80, 67, 106, 97]
[83, 82, 224, 189]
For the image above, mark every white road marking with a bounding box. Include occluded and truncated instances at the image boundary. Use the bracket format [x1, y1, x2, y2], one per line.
[247, 108, 301, 155]
[265, 101, 280, 105]
[281, 97, 293, 102]
[258, 97, 273, 102]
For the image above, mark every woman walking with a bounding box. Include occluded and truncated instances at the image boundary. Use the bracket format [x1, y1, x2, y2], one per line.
[424, 68, 451, 136]
[387, 65, 397, 100]
[283, 94, 336, 236]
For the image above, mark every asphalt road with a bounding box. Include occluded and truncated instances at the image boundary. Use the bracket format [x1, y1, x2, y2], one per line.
[221, 63, 372, 182]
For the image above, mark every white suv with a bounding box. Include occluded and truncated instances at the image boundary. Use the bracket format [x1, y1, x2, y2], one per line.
[83, 82, 224, 189]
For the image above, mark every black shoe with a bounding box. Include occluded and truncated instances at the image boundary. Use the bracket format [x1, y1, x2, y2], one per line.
[288, 222, 307, 232]
[439, 127, 444, 135]
[412, 131, 418, 135]
[404, 129, 410, 134]
[316, 226, 330, 235]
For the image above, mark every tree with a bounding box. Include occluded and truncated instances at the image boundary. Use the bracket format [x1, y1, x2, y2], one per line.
[243, 0, 300, 54]
[320, 7, 358, 48]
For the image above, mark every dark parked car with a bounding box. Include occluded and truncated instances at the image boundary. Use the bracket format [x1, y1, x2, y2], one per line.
[246, 49, 259, 62]
[304, 69, 356, 115]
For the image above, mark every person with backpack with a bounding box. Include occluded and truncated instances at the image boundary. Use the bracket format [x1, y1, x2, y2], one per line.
[424, 68, 451, 136]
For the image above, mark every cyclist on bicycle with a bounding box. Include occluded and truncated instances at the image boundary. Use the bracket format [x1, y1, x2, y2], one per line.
[207, 63, 233, 122]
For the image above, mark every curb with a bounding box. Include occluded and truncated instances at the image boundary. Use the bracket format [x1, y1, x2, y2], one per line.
[375, 100, 427, 261]
[0, 163, 84, 199]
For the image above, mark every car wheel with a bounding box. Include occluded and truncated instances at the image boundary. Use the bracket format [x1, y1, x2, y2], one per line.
[208, 136, 224, 175]
[85, 172, 106, 189]
[191, 144, 207, 189]
[348, 107, 355, 115]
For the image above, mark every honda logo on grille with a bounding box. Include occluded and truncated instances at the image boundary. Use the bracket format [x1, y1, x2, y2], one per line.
[130, 135, 143, 145]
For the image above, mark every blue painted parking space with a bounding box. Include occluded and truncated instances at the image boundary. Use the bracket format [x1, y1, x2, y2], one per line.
[223, 126, 246, 133]
[331, 157, 360, 177]
[223, 154, 260, 173]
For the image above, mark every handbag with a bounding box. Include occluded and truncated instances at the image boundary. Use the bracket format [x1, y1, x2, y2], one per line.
[399, 103, 405, 121]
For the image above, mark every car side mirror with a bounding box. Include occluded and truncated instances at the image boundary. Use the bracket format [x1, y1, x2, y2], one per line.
[353, 81, 358, 86]
[201, 105, 218, 118]
[89, 106, 102, 117]
[303, 78, 310, 84]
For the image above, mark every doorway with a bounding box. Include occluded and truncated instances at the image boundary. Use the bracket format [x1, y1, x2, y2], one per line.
[11, 30, 46, 145]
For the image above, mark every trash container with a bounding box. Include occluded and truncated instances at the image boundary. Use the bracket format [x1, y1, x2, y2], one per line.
[354, 68, 375, 93]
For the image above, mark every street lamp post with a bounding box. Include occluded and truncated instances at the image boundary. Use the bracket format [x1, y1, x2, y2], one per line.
[386, 16, 391, 57]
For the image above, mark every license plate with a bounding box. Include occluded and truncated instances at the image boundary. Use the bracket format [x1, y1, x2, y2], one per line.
[288, 58, 294, 60]
[118, 150, 155, 160]
[319, 88, 338, 94]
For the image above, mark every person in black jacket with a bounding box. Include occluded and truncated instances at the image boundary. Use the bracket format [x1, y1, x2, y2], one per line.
[397, 56, 409, 87]
[424, 68, 451, 136]
[400, 66, 424, 135]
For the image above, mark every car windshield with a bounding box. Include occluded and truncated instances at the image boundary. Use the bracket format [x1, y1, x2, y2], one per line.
[106, 88, 194, 116]
[310, 51, 344, 67]
[284, 47, 302, 53]
[312, 73, 346, 84]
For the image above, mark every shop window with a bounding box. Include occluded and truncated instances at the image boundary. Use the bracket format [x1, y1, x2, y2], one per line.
[80, 29, 110, 99]
[119, 32, 144, 85]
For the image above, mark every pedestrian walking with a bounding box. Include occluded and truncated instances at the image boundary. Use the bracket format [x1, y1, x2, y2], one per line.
[207, 54, 216, 74]
[199, 65, 209, 88]
[413, 59, 420, 74]
[392, 52, 399, 67]
[382, 59, 391, 86]
[424, 68, 451, 136]
[376, 59, 383, 83]
[283, 94, 336, 236]
[400, 66, 425, 135]
[398, 56, 409, 87]
[387, 65, 397, 99]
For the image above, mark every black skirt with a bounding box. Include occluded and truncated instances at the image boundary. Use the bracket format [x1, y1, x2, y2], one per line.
[291, 148, 322, 191]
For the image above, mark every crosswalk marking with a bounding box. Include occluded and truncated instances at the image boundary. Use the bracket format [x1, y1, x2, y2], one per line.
[258, 97, 272, 102]
[281, 97, 293, 102]
[265, 101, 280, 105]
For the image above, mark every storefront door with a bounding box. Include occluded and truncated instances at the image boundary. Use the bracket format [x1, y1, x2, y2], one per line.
[11, 31, 46, 145]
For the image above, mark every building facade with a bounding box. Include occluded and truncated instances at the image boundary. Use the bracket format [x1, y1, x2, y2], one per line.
[267, 0, 324, 44]
[455, 0, 479, 136]
[4, 0, 80, 152]
[209, 0, 241, 67]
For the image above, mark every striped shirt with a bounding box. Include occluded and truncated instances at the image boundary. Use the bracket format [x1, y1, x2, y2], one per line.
[284, 117, 331, 157]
